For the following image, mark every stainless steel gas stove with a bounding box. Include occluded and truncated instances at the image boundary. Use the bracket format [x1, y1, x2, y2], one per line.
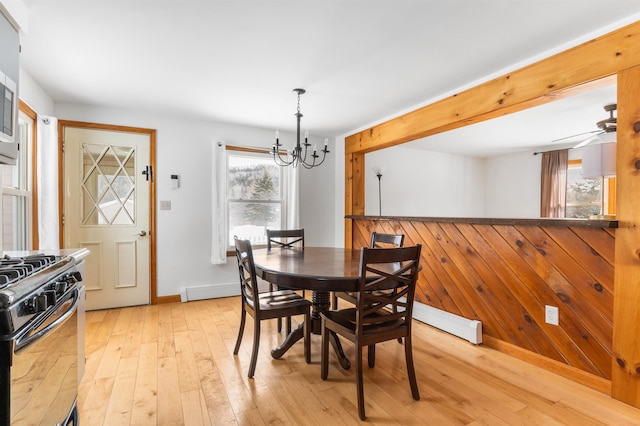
[0, 253, 85, 425]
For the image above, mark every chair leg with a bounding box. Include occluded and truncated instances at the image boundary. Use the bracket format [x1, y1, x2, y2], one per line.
[233, 306, 246, 355]
[248, 318, 261, 378]
[404, 334, 420, 400]
[304, 311, 311, 363]
[355, 345, 366, 420]
[286, 316, 292, 335]
[320, 319, 330, 380]
[332, 292, 338, 310]
[393, 292, 402, 344]
[367, 344, 375, 368]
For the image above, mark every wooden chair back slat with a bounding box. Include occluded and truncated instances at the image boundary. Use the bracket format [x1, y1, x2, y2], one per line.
[356, 246, 421, 333]
[370, 232, 404, 249]
[234, 237, 260, 313]
[267, 229, 305, 249]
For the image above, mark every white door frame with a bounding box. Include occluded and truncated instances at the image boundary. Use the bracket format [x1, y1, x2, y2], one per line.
[58, 120, 157, 304]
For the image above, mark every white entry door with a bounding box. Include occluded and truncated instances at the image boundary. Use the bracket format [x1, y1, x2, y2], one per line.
[63, 125, 153, 310]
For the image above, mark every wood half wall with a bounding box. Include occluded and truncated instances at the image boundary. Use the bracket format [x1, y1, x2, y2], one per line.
[344, 20, 640, 405]
[351, 217, 615, 392]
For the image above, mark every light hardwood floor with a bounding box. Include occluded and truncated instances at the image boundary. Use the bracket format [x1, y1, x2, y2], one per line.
[79, 297, 640, 425]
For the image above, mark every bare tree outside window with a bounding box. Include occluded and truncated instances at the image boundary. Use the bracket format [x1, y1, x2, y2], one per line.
[565, 162, 604, 218]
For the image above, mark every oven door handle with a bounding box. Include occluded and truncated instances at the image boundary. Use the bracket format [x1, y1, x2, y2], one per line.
[14, 288, 79, 352]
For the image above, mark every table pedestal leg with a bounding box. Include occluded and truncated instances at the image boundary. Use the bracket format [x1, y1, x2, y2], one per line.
[271, 324, 303, 359]
[310, 290, 330, 334]
[270, 290, 351, 369]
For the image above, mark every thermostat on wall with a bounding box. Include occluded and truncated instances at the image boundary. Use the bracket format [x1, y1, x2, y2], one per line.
[170, 174, 180, 189]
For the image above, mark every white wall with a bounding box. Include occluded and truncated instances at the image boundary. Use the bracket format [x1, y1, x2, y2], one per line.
[365, 147, 486, 217]
[19, 69, 54, 115]
[20, 69, 337, 297]
[353, 145, 543, 220]
[483, 150, 541, 218]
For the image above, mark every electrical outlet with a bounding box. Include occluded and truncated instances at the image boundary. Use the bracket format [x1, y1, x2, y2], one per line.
[160, 200, 171, 210]
[545, 305, 559, 325]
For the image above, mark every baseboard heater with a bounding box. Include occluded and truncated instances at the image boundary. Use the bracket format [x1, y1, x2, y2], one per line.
[412, 302, 482, 344]
[179, 283, 240, 302]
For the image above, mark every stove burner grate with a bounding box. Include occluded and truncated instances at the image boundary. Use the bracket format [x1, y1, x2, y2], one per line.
[0, 255, 59, 289]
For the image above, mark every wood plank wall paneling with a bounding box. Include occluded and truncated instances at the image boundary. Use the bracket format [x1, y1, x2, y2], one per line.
[352, 219, 614, 382]
[612, 65, 640, 406]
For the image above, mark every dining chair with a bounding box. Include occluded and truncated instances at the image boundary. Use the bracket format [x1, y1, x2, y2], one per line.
[320, 244, 422, 420]
[332, 232, 404, 310]
[266, 228, 305, 250]
[233, 237, 311, 378]
[266, 228, 306, 333]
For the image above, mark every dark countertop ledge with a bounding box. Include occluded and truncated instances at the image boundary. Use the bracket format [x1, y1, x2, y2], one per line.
[346, 215, 618, 229]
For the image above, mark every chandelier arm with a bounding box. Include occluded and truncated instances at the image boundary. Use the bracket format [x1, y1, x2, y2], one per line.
[273, 148, 296, 166]
[303, 149, 328, 168]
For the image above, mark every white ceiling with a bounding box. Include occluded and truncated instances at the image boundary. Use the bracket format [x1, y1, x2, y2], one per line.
[15, 1, 640, 156]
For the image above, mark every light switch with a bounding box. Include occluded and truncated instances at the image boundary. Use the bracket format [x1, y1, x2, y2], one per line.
[160, 200, 171, 210]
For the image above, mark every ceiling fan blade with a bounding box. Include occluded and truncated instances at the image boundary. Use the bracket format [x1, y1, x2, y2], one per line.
[572, 132, 604, 149]
[552, 129, 601, 143]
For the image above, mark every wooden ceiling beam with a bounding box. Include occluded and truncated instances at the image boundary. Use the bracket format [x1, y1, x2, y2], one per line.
[345, 21, 639, 155]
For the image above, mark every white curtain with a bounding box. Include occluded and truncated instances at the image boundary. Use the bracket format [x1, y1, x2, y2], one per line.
[286, 165, 299, 229]
[37, 115, 60, 249]
[211, 141, 228, 264]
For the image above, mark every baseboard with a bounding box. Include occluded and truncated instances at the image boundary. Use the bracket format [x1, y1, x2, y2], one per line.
[412, 301, 483, 344]
[156, 294, 181, 304]
[482, 335, 611, 395]
[179, 283, 240, 302]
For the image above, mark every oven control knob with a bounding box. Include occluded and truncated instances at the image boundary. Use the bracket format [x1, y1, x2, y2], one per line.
[24, 296, 38, 313]
[70, 271, 82, 282]
[56, 281, 67, 294]
[35, 294, 48, 312]
[44, 290, 57, 306]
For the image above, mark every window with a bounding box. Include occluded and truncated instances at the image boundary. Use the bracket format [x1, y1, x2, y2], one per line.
[226, 147, 287, 246]
[565, 159, 616, 218]
[1, 104, 35, 250]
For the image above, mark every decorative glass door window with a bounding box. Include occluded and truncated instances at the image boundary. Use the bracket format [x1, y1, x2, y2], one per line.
[82, 144, 135, 225]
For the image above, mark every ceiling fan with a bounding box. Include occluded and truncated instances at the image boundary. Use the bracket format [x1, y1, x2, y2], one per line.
[552, 103, 617, 148]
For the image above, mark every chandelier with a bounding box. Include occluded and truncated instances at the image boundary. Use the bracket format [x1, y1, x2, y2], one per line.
[271, 88, 330, 169]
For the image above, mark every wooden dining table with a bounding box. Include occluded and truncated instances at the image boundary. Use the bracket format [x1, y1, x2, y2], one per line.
[252, 246, 363, 370]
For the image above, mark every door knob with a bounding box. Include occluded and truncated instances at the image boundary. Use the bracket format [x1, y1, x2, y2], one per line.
[135, 230, 147, 237]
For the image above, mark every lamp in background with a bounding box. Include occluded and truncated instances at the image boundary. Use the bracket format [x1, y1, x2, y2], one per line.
[581, 142, 616, 219]
[272, 88, 330, 169]
[372, 166, 385, 216]
[581, 142, 616, 178]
